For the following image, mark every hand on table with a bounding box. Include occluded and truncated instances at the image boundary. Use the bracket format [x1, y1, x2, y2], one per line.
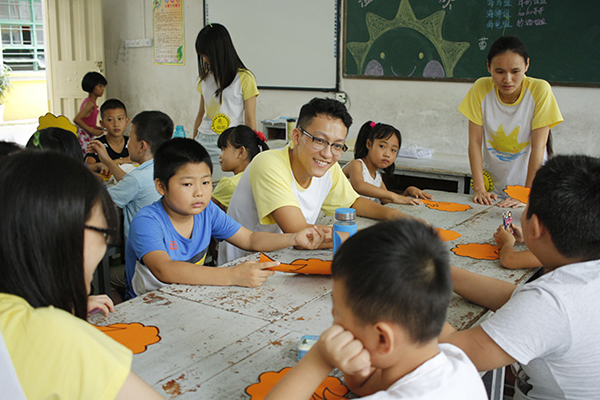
[473, 189, 498, 206]
[230, 260, 276, 287]
[391, 193, 423, 206]
[496, 197, 526, 208]
[87, 294, 115, 317]
[405, 186, 434, 200]
[292, 226, 330, 249]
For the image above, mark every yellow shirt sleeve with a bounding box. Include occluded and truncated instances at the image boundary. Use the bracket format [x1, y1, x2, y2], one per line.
[321, 162, 360, 216]
[212, 173, 243, 208]
[238, 69, 259, 101]
[458, 77, 494, 126]
[527, 78, 564, 130]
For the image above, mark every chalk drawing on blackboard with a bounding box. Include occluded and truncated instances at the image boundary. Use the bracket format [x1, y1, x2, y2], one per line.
[487, 124, 530, 162]
[347, 0, 469, 78]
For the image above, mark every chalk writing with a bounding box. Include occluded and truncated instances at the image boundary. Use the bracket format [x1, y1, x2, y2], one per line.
[358, 0, 374, 8]
[516, 0, 548, 28]
[478, 37, 489, 50]
[439, 0, 456, 10]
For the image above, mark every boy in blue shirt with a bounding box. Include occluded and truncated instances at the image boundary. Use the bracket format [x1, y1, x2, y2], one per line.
[125, 138, 327, 299]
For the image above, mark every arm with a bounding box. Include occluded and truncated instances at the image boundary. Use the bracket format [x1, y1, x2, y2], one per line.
[193, 96, 205, 140]
[74, 101, 104, 137]
[451, 265, 516, 311]
[468, 121, 497, 205]
[525, 126, 550, 187]
[142, 249, 277, 288]
[270, 206, 333, 249]
[115, 371, 163, 400]
[226, 225, 327, 252]
[351, 196, 408, 220]
[244, 95, 257, 130]
[88, 140, 127, 181]
[494, 225, 542, 269]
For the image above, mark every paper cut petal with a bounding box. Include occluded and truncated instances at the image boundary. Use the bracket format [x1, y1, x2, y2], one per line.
[259, 253, 332, 275]
[421, 199, 472, 212]
[95, 322, 161, 354]
[451, 243, 501, 260]
[435, 228, 462, 241]
[504, 185, 530, 204]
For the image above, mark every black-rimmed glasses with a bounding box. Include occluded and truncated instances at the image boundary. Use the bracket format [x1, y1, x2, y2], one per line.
[84, 225, 115, 245]
[298, 127, 348, 156]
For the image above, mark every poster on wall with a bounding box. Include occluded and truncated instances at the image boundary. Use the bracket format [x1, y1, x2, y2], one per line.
[153, 0, 185, 65]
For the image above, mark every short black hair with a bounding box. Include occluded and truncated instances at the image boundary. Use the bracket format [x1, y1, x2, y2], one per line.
[217, 125, 269, 161]
[332, 219, 452, 344]
[297, 98, 353, 131]
[154, 138, 212, 188]
[81, 71, 107, 93]
[100, 98, 127, 119]
[26, 128, 83, 162]
[527, 155, 600, 260]
[131, 111, 174, 155]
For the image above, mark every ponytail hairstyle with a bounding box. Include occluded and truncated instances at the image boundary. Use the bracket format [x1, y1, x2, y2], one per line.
[195, 23, 249, 101]
[354, 121, 402, 175]
[486, 36, 529, 66]
[217, 125, 269, 161]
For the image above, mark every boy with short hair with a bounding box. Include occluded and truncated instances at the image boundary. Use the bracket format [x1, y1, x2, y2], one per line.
[441, 155, 600, 400]
[221, 97, 409, 264]
[86, 98, 131, 177]
[266, 219, 487, 400]
[125, 138, 327, 299]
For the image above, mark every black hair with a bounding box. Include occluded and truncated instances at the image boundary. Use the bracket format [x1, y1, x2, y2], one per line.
[332, 219, 452, 344]
[354, 121, 402, 175]
[487, 36, 529, 66]
[297, 97, 353, 131]
[26, 128, 83, 162]
[131, 111, 174, 154]
[195, 23, 249, 101]
[527, 155, 600, 260]
[0, 140, 22, 157]
[217, 125, 269, 161]
[154, 138, 212, 187]
[100, 98, 127, 119]
[0, 151, 118, 319]
[81, 71, 107, 93]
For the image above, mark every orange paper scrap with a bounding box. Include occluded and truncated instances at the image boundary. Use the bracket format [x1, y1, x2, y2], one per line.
[451, 243, 501, 260]
[95, 322, 161, 354]
[435, 228, 462, 242]
[504, 185, 530, 204]
[246, 367, 348, 400]
[259, 253, 332, 275]
[421, 199, 472, 212]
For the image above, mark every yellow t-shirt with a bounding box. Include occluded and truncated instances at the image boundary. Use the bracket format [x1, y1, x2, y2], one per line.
[0, 293, 132, 399]
[212, 172, 243, 209]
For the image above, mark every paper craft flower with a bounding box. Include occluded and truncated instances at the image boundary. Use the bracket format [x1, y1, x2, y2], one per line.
[37, 112, 78, 136]
[421, 199, 472, 212]
[259, 253, 332, 275]
[434, 228, 462, 241]
[451, 243, 501, 260]
[245, 367, 348, 400]
[504, 185, 530, 204]
[95, 322, 161, 354]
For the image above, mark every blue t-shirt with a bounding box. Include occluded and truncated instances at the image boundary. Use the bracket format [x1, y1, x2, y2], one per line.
[125, 199, 241, 298]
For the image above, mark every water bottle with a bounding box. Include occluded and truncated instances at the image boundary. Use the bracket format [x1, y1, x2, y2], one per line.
[173, 125, 186, 138]
[333, 207, 357, 253]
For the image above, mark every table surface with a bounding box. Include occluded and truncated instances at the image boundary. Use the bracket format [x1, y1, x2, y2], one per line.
[90, 190, 534, 399]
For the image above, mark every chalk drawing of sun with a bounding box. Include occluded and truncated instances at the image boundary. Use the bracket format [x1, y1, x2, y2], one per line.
[487, 124, 529, 162]
[347, 0, 469, 78]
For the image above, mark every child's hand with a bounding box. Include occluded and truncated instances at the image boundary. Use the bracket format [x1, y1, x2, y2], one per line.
[494, 225, 515, 248]
[230, 260, 276, 287]
[405, 186, 434, 200]
[315, 324, 372, 378]
[87, 140, 110, 163]
[87, 294, 115, 317]
[392, 193, 423, 206]
[291, 226, 330, 249]
[497, 197, 526, 208]
[512, 224, 524, 243]
[473, 189, 498, 205]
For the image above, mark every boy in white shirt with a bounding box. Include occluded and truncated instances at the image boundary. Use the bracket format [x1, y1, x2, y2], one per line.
[266, 219, 487, 400]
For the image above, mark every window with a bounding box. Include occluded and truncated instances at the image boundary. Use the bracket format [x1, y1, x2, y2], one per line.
[0, 0, 44, 71]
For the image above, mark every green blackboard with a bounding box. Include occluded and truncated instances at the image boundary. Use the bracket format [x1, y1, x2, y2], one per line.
[344, 0, 600, 85]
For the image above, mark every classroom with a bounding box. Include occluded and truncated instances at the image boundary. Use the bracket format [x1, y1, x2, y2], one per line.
[1, 1, 600, 400]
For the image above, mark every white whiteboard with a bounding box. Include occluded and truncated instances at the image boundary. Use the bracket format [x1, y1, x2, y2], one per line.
[204, 0, 339, 90]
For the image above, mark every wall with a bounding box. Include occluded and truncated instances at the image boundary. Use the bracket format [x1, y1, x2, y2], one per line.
[3, 71, 48, 121]
[102, 0, 600, 158]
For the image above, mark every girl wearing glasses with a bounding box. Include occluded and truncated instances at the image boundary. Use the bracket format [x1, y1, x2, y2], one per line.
[0, 152, 161, 399]
[193, 23, 259, 178]
[343, 121, 433, 205]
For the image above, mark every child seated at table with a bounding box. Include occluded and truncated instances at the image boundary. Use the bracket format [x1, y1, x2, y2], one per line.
[86, 99, 132, 180]
[440, 155, 600, 399]
[212, 125, 269, 211]
[493, 223, 541, 269]
[125, 138, 327, 299]
[26, 127, 83, 162]
[343, 121, 432, 205]
[265, 219, 487, 400]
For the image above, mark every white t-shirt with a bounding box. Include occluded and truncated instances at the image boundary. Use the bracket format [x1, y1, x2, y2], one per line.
[361, 344, 487, 400]
[219, 146, 359, 264]
[481, 259, 600, 400]
[458, 76, 562, 196]
[357, 158, 382, 203]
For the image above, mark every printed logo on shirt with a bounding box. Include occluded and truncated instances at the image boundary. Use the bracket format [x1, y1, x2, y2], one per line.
[211, 113, 231, 134]
[169, 241, 177, 250]
[487, 124, 530, 162]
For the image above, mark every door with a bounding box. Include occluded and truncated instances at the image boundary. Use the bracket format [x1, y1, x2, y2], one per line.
[44, 0, 105, 120]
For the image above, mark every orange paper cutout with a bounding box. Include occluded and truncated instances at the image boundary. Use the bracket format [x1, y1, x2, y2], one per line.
[504, 185, 530, 204]
[421, 199, 472, 212]
[451, 243, 501, 260]
[259, 253, 332, 275]
[95, 322, 161, 354]
[435, 228, 462, 241]
[245, 367, 348, 400]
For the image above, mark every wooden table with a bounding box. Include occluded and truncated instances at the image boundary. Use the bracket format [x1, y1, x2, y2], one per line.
[90, 190, 533, 399]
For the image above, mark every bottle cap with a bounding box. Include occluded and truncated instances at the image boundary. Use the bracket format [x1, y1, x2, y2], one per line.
[335, 207, 356, 221]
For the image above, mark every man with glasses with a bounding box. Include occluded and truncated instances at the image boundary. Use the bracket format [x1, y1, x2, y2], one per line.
[219, 97, 409, 264]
